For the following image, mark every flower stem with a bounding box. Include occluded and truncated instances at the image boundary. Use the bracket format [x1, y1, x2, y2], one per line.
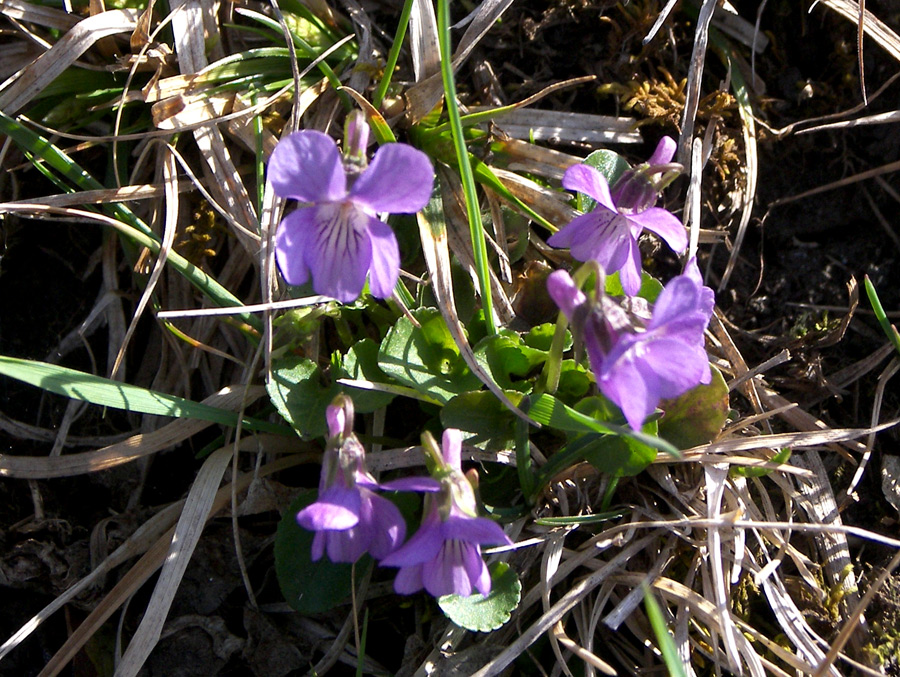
[372, 0, 415, 109]
[436, 0, 497, 335]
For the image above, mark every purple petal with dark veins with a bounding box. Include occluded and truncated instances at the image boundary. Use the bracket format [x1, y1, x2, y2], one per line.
[628, 207, 687, 253]
[306, 203, 372, 303]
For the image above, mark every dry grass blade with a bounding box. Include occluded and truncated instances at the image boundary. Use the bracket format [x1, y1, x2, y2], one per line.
[487, 108, 642, 145]
[8, 181, 191, 206]
[791, 451, 865, 628]
[0, 0, 78, 31]
[406, 0, 515, 119]
[115, 446, 234, 677]
[471, 535, 661, 677]
[110, 147, 180, 380]
[0, 501, 185, 661]
[409, 0, 440, 81]
[821, 0, 900, 64]
[676, 0, 717, 167]
[32, 455, 305, 677]
[417, 194, 534, 425]
[0, 9, 138, 114]
[0, 386, 265, 478]
[165, 0, 260, 253]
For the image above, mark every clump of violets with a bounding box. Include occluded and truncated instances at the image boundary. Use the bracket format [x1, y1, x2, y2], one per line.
[270, 112, 435, 303]
[296, 395, 405, 563]
[379, 429, 512, 598]
[548, 137, 687, 296]
[547, 258, 714, 430]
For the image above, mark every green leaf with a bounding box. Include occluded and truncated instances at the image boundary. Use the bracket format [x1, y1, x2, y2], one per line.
[267, 356, 340, 439]
[438, 561, 521, 632]
[579, 149, 631, 212]
[523, 323, 571, 352]
[530, 392, 679, 456]
[441, 391, 522, 450]
[605, 270, 664, 302]
[0, 355, 285, 434]
[582, 429, 658, 477]
[342, 339, 396, 412]
[658, 367, 729, 450]
[274, 490, 369, 615]
[377, 308, 481, 404]
[473, 330, 547, 392]
[556, 360, 592, 401]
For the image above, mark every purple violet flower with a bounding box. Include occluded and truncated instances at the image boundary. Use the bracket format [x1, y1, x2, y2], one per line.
[270, 116, 434, 303]
[547, 258, 714, 430]
[296, 396, 405, 563]
[548, 137, 687, 296]
[379, 429, 512, 598]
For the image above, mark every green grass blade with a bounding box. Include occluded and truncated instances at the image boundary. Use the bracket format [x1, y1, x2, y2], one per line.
[372, 0, 414, 109]
[643, 584, 688, 677]
[436, 0, 496, 335]
[0, 355, 288, 434]
[0, 113, 260, 330]
[865, 275, 900, 356]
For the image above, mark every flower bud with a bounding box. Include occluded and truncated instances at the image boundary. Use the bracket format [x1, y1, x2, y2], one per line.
[343, 110, 370, 172]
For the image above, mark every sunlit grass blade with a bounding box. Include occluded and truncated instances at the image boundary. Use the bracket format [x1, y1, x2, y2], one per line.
[0, 114, 261, 330]
[0, 356, 288, 434]
[865, 275, 900, 356]
[233, 8, 351, 109]
[436, 0, 496, 334]
[372, 0, 414, 109]
[643, 584, 688, 677]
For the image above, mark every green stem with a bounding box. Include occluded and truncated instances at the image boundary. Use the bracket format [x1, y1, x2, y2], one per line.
[372, 0, 415, 109]
[436, 0, 497, 335]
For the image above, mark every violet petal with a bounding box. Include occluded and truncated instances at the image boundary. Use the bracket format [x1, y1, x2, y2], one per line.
[379, 511, 443, 567]
[393, 565, 424, 595]
[364, 218, 400, 299]
[562, 164, 617, 211]
[617, 237, 643, 297]
[648, 136, 677, 166]
[462, 543, 492, 596]
[307, 203, 372, 303]
[442, 515, 511, 545]
[269, 130, 346, 203]
[274, 208, 315, 287]
[425, 542, 471, 597]
[442, 428, 463, 470]
[296, 485, 361, 530]
[628, 207, 687, 253]
[366, 491, 406, 560]
[351, 143, 434, 213]
[546, 270, 587, 320]
[380, 477, 442, 493]
[598, 349, 656, 430]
